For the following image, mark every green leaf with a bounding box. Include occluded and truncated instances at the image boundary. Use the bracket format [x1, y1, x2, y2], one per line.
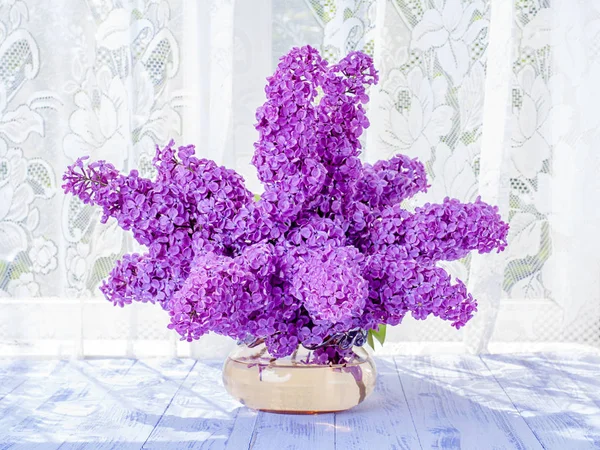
[253, 194, 261, 202]
[367, 324, 387, 350]
[367, 331, 375, 350]
[372, 324, 387, 346]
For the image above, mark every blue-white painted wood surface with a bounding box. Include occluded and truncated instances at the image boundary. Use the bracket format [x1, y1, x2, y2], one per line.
[482, 353, 600, 449]
[395, 355, 543, 449]
[0, 353, 599, 449]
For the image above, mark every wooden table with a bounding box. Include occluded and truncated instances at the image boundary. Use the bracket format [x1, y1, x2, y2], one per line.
[1, 352, 599, 449]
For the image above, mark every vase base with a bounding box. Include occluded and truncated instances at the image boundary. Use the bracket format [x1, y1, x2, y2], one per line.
[253, 408, 347, 415]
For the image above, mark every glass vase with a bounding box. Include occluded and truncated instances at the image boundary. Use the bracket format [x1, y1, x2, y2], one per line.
[222, 342, 377, 414]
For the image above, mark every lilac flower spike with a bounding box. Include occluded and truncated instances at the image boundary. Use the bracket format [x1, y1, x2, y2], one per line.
[63, 46, 509, 360]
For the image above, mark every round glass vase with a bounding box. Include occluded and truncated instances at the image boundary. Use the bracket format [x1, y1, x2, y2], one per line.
[222, 342, 377, 414]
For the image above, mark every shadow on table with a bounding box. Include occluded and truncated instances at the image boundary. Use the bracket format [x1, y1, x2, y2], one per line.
[386, 354, 600, 449]
[0, 410, 248, 450]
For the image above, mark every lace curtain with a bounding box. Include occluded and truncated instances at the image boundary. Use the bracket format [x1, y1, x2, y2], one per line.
[1, 0, 598, 357]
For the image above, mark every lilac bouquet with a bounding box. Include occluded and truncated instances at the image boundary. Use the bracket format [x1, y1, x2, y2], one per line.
[63, 46, 508, 362]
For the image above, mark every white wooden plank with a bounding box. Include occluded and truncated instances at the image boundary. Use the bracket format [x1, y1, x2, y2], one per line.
[0, 360, 68, 450]
[395, 355, 543, 450]
[55, 358, 138, 402]
[0, 360, 81, 449]
[543, 351, 600, 409]
[334, 357, 421, 449]
[483, 353, 600, 449]
[47, 358, 195, 449]
[0, 360, 40, 400]
[0, 359, 136, 449]
[143, 361, 255, 449]
[248, 411, 335, 450]
[223, 407, 258, 450]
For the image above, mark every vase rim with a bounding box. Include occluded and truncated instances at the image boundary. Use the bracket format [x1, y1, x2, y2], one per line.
[228, 343, 371, 367]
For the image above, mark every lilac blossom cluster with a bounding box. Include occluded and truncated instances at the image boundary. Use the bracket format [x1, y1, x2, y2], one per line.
[63, 46, 508, 361]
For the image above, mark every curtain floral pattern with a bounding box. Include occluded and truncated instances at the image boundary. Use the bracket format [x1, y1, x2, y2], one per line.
[1, 0, 598, 357]
[0, 0, 54, 297]
[62, 2, 183, 300]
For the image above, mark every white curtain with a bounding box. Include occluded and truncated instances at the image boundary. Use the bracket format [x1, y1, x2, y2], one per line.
[0, 0, 598, 358]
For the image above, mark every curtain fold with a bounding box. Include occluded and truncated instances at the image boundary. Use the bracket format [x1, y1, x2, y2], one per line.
[464, 0, 513, 354]
[0, 0, 598, 358]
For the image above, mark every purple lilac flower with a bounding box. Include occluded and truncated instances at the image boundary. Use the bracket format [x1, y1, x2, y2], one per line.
[366, 197, 509, 264]
[354, 155, 428, 211]
[168, 247, 275, 342]
[363, 246, 477, 329]
[307, 52, 379, 219]
[252, 46, 328, 227]
[286, 212, 347, 248]
[289, 245, 367, 325]
[62, 45, 509, 363]
[100, 253, 184, 309]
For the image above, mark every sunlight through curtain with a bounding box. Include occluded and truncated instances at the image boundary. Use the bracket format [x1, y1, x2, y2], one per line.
[0, 0, 597, 357]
